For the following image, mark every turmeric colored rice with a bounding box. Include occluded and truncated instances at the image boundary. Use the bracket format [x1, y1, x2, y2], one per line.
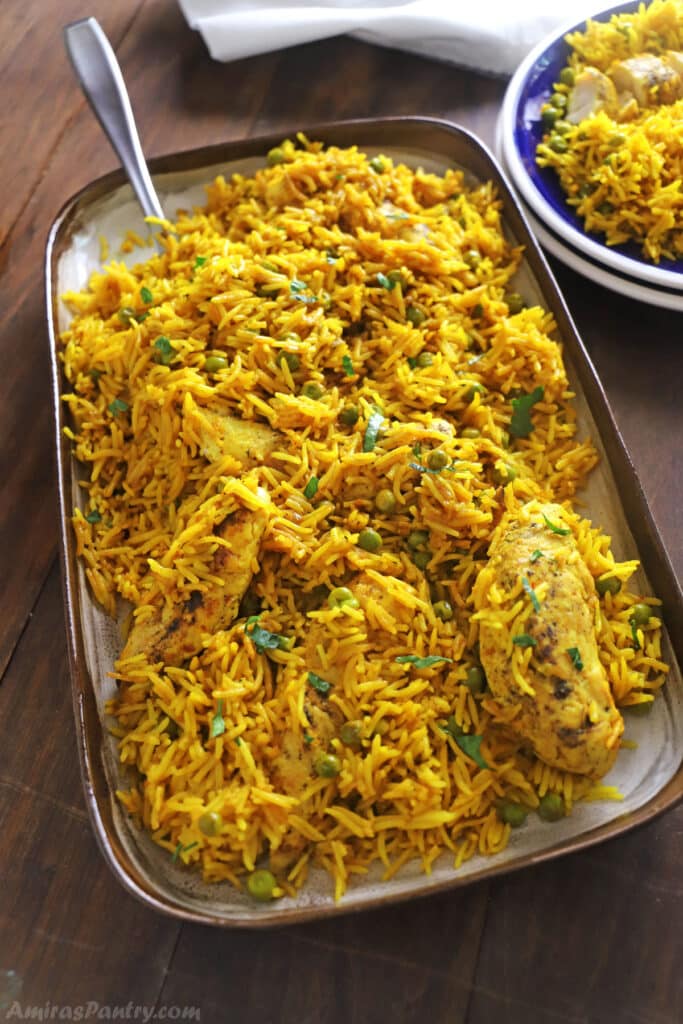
[536, 0, 683, 263]
[60, 138, 668, 901]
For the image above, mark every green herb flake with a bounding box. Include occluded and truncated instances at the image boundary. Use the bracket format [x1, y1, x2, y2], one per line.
[303, 731, 314, 745]
[135, 312, 149, 323]
[542, 512, 570, 536]
[210, 698, 226, 738]
[194, 256, 207, 268]
[153, 335, 174, 365]
[85, 509, 102, 524]
[303, 476, 319, 500]
[89, 368, 103, 382]
[326, 249, 339, 263]
[407, 356, 418, 369]
[510, 385, 544, 438]
[376, 272, 396, 291]
[108, 398, 129, 416]
[530, 549, 544, 563]
[172, 841, 199, 862]
[307, 672, 332, 696]
[630, 619, 641, 650]
[567, 647, 584, 670]
[453, 733, 489, 770]
[513, 634, 536, 648]
[342, 354, 355, 377]
[363, 411, 384, 452]
[522, 575, 541, 613]
[289, 278, 315, 303]
[140, 286, 154, 304]
[396, 654, 453, 669]
[246, 615, 290, 654]
[235, 736, 243, 746]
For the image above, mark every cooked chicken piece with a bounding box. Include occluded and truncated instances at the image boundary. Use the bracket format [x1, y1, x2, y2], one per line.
[610, 53, 683, 108]
[197, 410, 277, 465]
[476, 502, 623, 780]
[567, 67, 618, 123]
[664, 49, 683, 77]
[121, 497, 268, 666]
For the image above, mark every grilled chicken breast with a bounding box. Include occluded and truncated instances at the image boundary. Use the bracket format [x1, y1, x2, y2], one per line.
[475, 502, 623, 779]
[121, 498, 268, 666]
[197, 410, 277, 465]
[567, 67, 618, 123]
[610, 53, 683, 108]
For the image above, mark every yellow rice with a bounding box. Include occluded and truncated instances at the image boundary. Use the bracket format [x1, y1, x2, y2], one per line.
[536, 0, 683, 263]
[60, 137, 667, 901]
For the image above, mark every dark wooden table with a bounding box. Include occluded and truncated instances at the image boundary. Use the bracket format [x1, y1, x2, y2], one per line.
[2, 2, 681, 1021]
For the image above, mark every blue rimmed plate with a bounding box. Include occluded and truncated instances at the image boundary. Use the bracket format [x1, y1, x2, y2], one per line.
[499, 1, 683, 293]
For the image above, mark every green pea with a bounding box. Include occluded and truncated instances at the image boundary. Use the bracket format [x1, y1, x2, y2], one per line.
[413, 550, 431, 571]
[375, 488, 396, 514]
[339, 722, 363, 749]
[465, 382, 486, 401]
[559, 67, 575, 87]
[596, 576, 621, 597]
[464, 665, 486, 694]
[541, 105, 561, 128]
[492, 463, 518, 486]
[373, 718, 389, 737]
[314, 753, 342, 778]
[554, 120, 572, 136]
[461, 427, 481, 439]
[267, 147, 285, 166]
[328, 586, 359, 609]
[387, 269, 405, 288]
[406, 305, 426, 327]
[280, 352, 300, 372]
[609, 133, 626, 147]
[407, 529, 429, 550]
[416, 351, 434, 368]
[465, 249, 482, 269]
[358, 528, 382, 552]
[369, 156, 386, 173]
[339, 404, 359, 426]
[496, 800, 528, 828]
[551, 92, 567, 110]
[629, 603, 652, 627]
[537, 792, 565, 822]
[548, 135, 569, 154]
[198, 811, 223, 837]
[117, 306, 137, 326]
[505, 292, 526, 314]
[302, 381, 324, 400]
[427, 449, 450, 471]
[204, 355, 229, 373]
[433, 600, 453, 621]
[246, 869, 277, 901]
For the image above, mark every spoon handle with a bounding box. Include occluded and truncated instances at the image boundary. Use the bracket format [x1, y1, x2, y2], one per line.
[64, 17, 165, 221]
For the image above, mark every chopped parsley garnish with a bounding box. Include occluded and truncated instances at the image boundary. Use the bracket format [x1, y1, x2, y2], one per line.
[140, 286, 154, 304]
[246, 615, 291, 654]
[472, 303, 484, 318]
[542, 512, 570, 536]
[363, 411, 384, 452]
[235, 736, 243, 746]
[396, 654, 453, 669]
[290, 279, 315, 303]
[194, 256, 207, 268]
[303, 476, 319, 500]
[567, 647, 584, 670]
[89, 368, 103, 382]
[303, 731, 314, 745]
[326, 249, 339, 263]
[108, 398, 129, 416]
[342, 354, 355, 377]
[172, 841, 199, 862]
[510, 386, 544, 438]
[530, 549, 544, 563]
[153, 335, 174, 365]
[84, 509, 102, 524]
[376, 272, 397, 291]
[307, 672, 332, 696]
[409, 458, 457, 476]
[513, 634, 536, 647]
[407, 356, 418, 369]
[210, 699, 226, 738]
[630, 619, 641, 650]
[521, 575, 541, 613]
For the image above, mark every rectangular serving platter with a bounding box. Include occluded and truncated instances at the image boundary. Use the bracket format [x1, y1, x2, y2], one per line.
[46, 117, 683, 927]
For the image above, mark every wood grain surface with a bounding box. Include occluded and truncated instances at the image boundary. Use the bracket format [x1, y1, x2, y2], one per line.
[1, 1, 681, 1021]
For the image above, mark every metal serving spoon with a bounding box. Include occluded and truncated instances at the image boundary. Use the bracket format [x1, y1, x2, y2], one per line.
[64, 17, 165, 221]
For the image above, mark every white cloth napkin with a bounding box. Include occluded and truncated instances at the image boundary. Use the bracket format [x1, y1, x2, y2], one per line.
[177, 0, 601, 77]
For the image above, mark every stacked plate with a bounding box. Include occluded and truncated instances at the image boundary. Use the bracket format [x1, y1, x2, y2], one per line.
[496, 1, 683, 310]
